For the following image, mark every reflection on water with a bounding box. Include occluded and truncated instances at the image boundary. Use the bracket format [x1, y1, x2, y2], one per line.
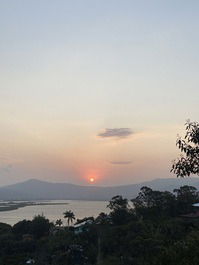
[0, 200, 109, 225]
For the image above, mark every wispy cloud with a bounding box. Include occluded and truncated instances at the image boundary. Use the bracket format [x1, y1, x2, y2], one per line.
[98, 128, 133, 139]
[110, 161, 132, 165]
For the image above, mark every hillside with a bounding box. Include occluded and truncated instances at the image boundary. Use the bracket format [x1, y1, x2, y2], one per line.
[0, 177, 199, 201]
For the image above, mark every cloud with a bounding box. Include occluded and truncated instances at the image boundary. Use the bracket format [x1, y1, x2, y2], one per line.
[110, 161, 132, 165]
[98, 128, 133, 139]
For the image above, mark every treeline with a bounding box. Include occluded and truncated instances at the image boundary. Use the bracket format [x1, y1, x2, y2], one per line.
[1, 185, 199, 265]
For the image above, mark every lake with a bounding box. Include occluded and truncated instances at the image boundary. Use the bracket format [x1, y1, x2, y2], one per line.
[0, 200, 109, 225]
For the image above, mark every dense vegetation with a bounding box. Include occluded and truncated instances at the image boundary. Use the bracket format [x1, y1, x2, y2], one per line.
[1, 185, 199, 265]
[171, 120, 199, 177]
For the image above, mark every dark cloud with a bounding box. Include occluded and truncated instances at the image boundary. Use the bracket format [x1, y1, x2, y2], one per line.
[110, 161, 132, 165]
[98, 128, 133, 139]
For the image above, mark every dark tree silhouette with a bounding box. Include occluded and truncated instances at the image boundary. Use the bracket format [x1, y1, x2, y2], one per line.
[171, 120, 199, 177]
[55, 219, 63, 227]
[107, 195, 128, 211]
[132, 186, 176, 218]
[63, 210, 75, 226]
[107, 195, 130, 225]
[173, 185, 199, 214]
[31, 215, 52, 238]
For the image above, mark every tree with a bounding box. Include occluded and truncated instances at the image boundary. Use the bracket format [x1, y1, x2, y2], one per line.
[107, 196, 130, 225]
[107, 195, 128, 211]
[174, 185, 199, 214]
[31, 214, 52, 238]
[132, 186, 176, 218]
[171, 120, 199, 177]
[12, 220, 31, 235]
[132, 186, 153, 209]
[0, 223, 11, 235]
[63, 210, 75, 226]
[55, 219, 63, 227]
[95, 212, 110, 225]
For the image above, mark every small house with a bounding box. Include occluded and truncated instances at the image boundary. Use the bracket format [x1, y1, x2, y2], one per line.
[74, 220, 93, 234]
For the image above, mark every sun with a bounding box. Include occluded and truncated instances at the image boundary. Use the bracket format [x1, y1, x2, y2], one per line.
[89, 177, 95, 183]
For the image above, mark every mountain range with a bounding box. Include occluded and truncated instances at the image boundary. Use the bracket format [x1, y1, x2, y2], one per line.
[0, 177, 199, 201]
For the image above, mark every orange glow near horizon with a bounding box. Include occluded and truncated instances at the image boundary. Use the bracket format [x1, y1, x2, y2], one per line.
[89, 177, 95, 183]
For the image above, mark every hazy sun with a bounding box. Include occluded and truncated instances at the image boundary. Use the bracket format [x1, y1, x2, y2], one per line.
[89, 177, 95, 183]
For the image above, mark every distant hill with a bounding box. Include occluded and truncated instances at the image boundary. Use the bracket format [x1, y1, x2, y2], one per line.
[0, 178, 199, 201]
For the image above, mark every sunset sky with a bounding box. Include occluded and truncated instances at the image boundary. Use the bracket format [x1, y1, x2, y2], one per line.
[0, 1, 199, 186]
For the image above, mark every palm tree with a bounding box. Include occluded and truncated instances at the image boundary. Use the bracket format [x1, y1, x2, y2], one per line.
[55, 219, 63, 227]
[63, 210, 75, 226]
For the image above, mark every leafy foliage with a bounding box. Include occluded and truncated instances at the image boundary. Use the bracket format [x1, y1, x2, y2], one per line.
[171, 120, 199, 177]
[107, 195, 128, 211]
[132, 186, 176, 218]
[107, 195, 131, 225]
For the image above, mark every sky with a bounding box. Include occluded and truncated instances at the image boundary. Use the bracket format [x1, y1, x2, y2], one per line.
[0, 0, 199, 186]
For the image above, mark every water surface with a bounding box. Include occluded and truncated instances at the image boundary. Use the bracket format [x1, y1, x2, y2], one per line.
[0, 200, 109, 225]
